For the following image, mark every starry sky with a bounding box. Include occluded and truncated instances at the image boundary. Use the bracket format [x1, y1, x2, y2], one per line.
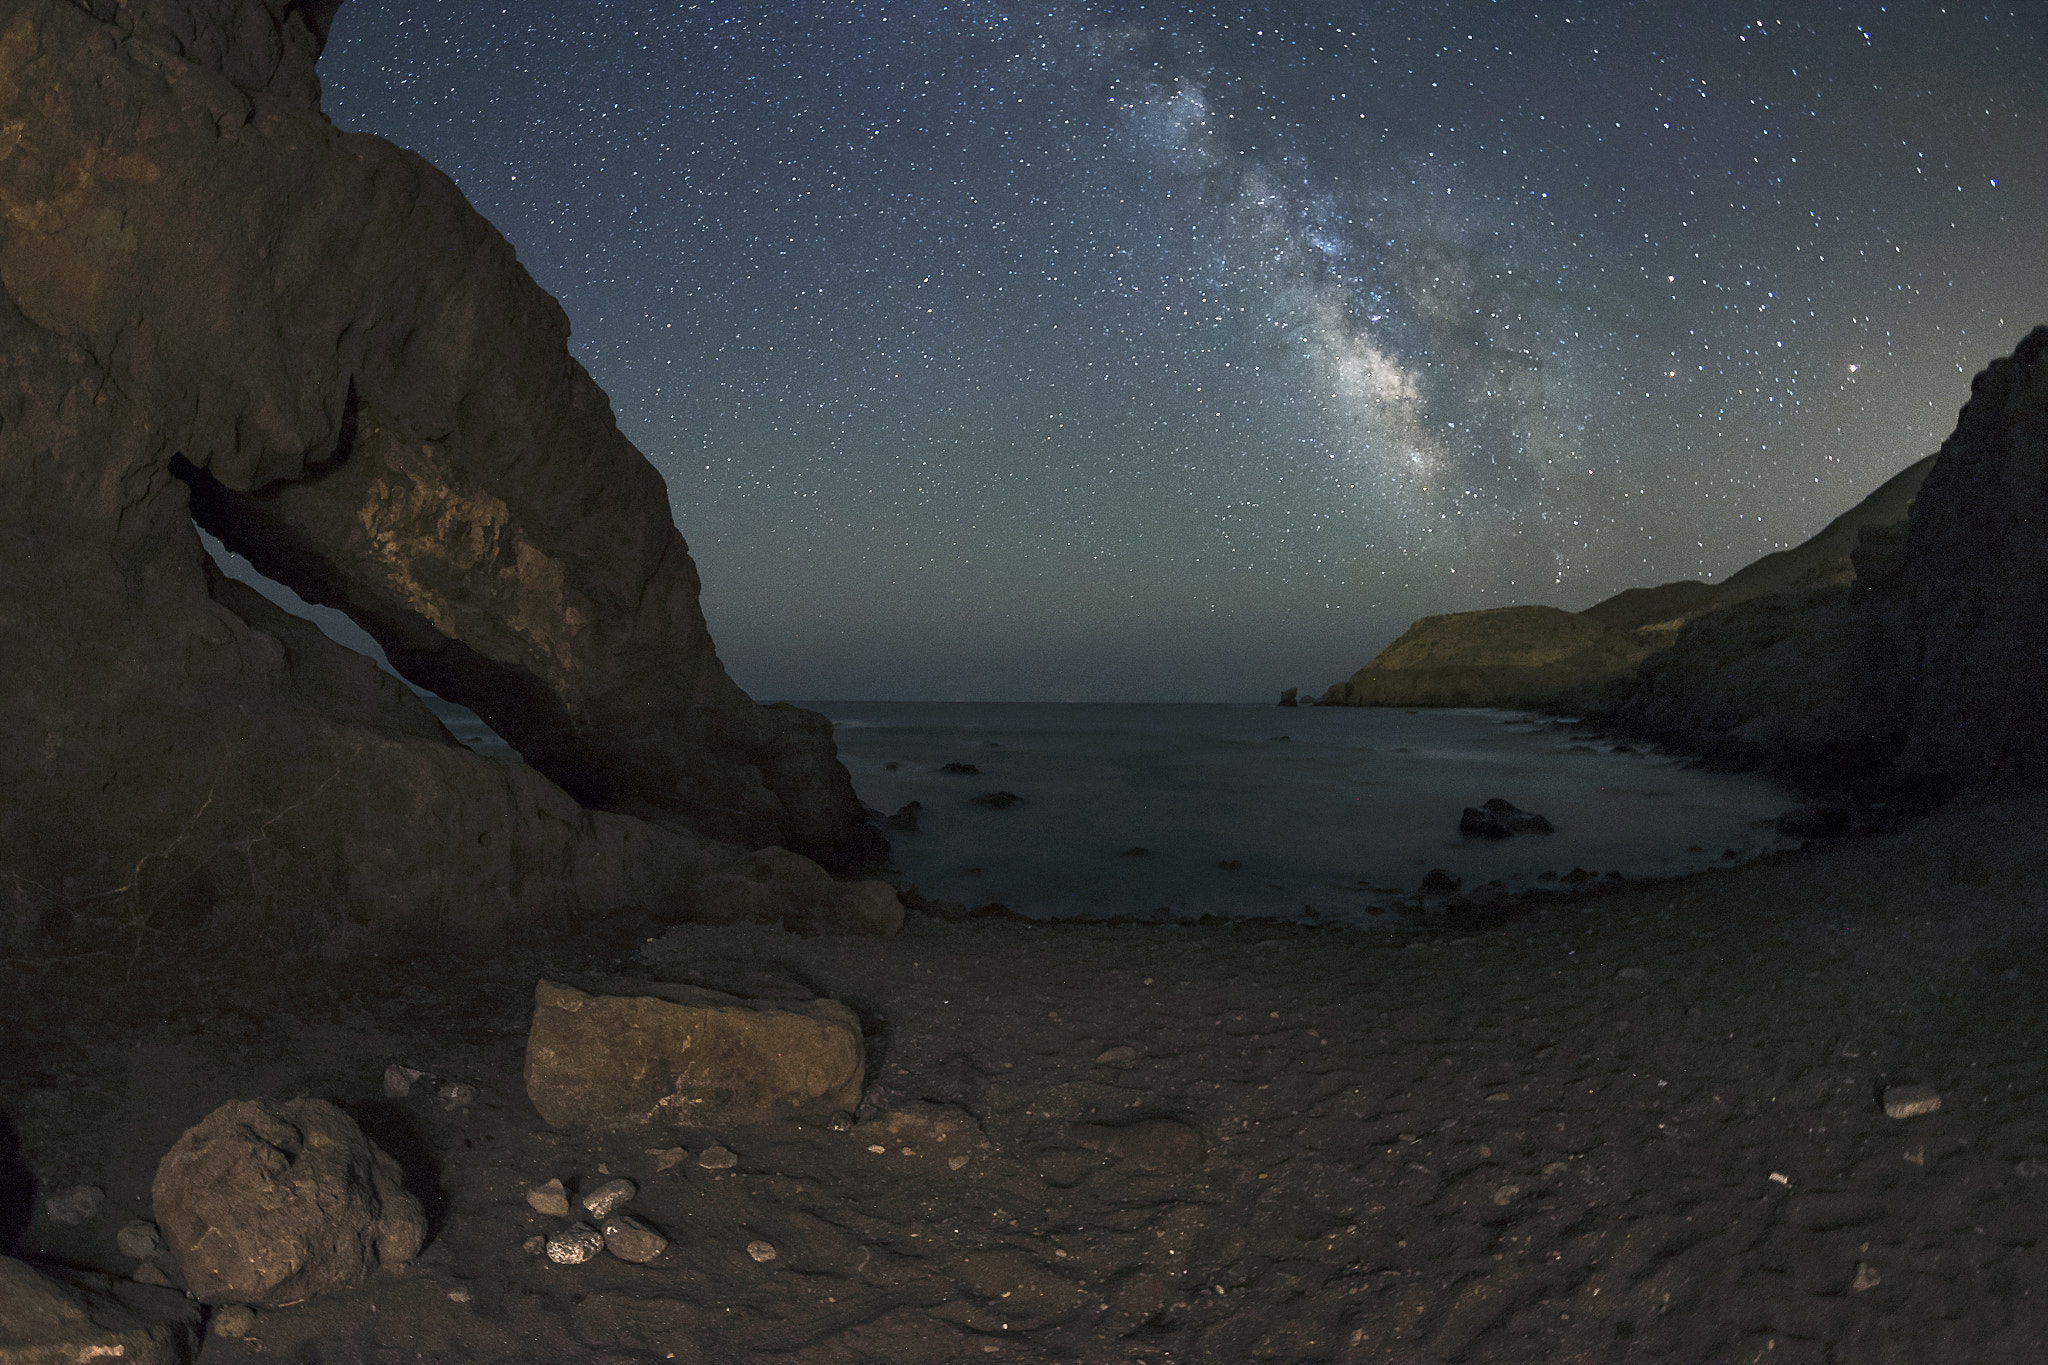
[318, 2, 2046, 703]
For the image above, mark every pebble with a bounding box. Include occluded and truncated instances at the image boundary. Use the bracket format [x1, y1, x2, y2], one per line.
[580, 1177, 637, 1218]
[1853, 1262, 1882, 1292]
[448, 1287, 471, 1303]
[526, 1178, 572, 1218]
[829, 1111, 856, 1132]
[523, 1236, 546, 1256]
[545, 1223, 606, 1265]
[1883, 1084, 1942, 1119]
[382, 1064, 427, 1098]
[212, 1305, 258, 1338]
[115, 1218, 162, 1259]
[698, 1144, 739, 1170]
[437, 1081, 478, 1111]
[646, 1146, 690, 1172]
[1094, 1045, 1140, 1064]
[747, 1240, 778, 1263]
[44, 1184, 103, 1225]
[603, 1214, 668, 1263]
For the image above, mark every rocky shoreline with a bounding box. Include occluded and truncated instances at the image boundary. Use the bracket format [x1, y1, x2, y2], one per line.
[9, 785, 2048, 1362]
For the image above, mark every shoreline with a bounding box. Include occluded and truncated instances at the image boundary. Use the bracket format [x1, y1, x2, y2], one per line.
[8, 787, 2048, 1361]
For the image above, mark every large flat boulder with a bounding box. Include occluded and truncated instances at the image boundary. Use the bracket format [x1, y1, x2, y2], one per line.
[525, 978, 865, 1129]
[152, 1097, 426, 1307]
[0, 0, 880, 958]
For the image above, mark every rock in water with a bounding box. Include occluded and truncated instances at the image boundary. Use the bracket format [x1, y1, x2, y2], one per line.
[525, 978, 865, 1129]
[0, 0, 880, 962]
[0, 1256, 200, 1365]
[151, 1098, 425, 1307]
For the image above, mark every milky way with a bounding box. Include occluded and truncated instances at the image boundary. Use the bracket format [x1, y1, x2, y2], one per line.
[321, 3, 2047, 701]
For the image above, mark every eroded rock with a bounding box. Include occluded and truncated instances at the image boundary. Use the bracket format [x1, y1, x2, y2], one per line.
[0, 0, 880, 962]
[525, 978, 865, 1129]
[151, 1098, 425, 1307]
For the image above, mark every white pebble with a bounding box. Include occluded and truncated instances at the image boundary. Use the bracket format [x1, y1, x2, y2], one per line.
[746, 1240, 777, 1263]
[1883, 1085, 1941, 1120]
[546, 1223, 605, 1265]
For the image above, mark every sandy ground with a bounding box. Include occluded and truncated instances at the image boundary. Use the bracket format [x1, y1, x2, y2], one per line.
[7, 790, 2048, 1363]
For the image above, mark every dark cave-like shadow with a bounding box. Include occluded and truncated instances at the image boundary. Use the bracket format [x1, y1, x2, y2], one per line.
[339, 1100, 449, 1243]
[0, 1107, 34, 1254]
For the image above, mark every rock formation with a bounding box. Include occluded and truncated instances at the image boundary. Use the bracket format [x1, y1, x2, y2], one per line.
[1612, 326, 2048, 804]
[1315, 443, 1938, 715]
[1317, 605, 1660, 711]
[0, 0, 885, 954]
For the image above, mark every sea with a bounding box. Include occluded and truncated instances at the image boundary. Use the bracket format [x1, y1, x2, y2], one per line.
[809, 701, 1799, 927]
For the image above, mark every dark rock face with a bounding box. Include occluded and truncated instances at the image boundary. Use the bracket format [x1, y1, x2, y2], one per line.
[1611, 327, 2048, 804]
[0, 1, 880, 953]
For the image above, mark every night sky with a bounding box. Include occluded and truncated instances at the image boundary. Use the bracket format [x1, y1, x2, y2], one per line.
[318, 3, 2046, 702]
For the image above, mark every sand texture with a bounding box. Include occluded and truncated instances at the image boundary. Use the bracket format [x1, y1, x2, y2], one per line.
[6, 791, 2048, 1362]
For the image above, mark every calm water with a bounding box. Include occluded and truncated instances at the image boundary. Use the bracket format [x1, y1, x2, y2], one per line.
[813, 701, 1798, 925]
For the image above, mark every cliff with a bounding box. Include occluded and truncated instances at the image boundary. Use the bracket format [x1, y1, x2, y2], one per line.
[1317, 451, 1939, 714]
[1611, 326, 2048, 805]
[0, 0, 887, 955]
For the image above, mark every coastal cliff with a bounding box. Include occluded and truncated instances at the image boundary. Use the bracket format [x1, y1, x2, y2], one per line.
[0, 0, 884, 954]
[1317, 327, 2048, 807]
[1318, 449, 1936, 715]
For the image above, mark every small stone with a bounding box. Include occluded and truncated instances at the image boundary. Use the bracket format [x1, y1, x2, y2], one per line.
[523, 1235, 546, 1256]
[646, 1146, 690, 1172]
[949, 1155, 970, 1171]
[746, 1240, 777, 1263]
[133, 1260, 178, 1289]
[43, 1184, 104, 1225]
[1852, 1262, 1881, 1292]
[448, 1286, 472, 1303]
[698, 1144, 739, 1170]
[1095, 1045, 1140, 1065]
[580, 1177, 637, 1218]
[1491, 1185, 1520, 1206]
[1883, 1085, 1942, 1120]
[526, 1178, 572, 1217]
[383, 1064, 428, 1098]
[829, 1111, 856, 1132]
[115, 1217, 162, 1259]
[212, 1304, 258, 1338]
[437, 1081, 478, 1111]
[545, 1223, 605, 1265]
[603, 1215, 668, 1263]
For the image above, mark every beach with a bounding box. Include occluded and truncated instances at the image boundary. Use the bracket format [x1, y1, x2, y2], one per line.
[7, 787, 2048, 1363]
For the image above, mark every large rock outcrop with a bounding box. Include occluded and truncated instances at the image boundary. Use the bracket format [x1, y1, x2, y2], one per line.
[1611, 326, 2048, 804]
[0, 0, 882, 953]
[1315, 446, 1938, 714]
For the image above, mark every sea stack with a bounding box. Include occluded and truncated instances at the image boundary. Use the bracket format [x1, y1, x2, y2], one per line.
[0, 0, 882, 955]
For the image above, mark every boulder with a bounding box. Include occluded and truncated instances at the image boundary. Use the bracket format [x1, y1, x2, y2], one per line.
[0, 1256, 200, 1365]
[524, 977, 866, 1130]
[689, 847, 905, 937]
[151, 1098, 425, 1307]
[0, 0, 880, 960]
